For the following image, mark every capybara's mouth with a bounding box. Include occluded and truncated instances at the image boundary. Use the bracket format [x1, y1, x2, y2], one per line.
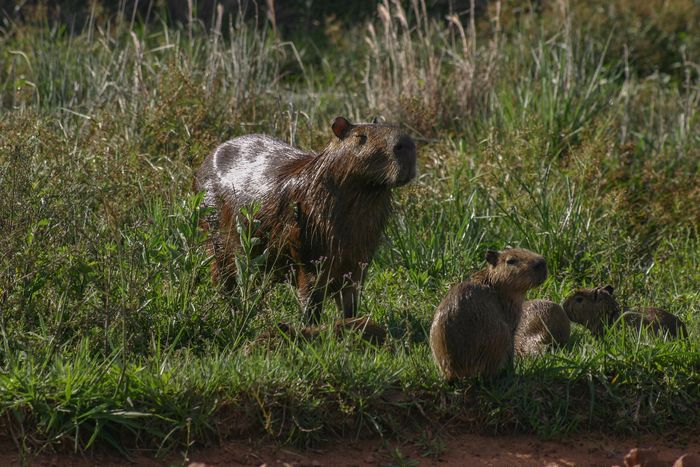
[526, 270, 547, 289]
[392, 134, 417, 187]
[395, 164, 416, 186]
[531, 259, 547, 286]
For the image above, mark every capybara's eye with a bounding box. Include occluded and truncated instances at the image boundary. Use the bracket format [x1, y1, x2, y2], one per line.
[575, 296, 584, 303]
[356, 134, 367, 145]
[506, 258, 518, 265]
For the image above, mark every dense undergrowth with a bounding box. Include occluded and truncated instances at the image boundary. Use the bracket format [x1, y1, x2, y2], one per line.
[1, 0, 699, 460]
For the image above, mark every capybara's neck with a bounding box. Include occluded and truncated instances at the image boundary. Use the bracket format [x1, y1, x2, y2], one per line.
[491, 286, 525, 329]
[280, 152, 393, 264]
[500, 293, 526, 329]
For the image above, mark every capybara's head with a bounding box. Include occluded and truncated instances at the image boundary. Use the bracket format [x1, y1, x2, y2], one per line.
[562, 285, 620, 336]
[324, 116, 416, 188]
[482, 247, 547, 293]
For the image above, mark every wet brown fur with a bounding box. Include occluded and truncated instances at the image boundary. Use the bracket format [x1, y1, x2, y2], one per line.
[563, 285, 688, 338]
[514, 300, 571, 357]
[429, 248, 547, 381]
[194, 117, 416, 323]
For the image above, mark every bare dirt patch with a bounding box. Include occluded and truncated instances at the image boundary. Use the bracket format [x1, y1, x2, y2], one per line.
[4, 432, 699, 466]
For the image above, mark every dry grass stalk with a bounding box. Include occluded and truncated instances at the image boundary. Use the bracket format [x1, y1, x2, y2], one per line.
[364, 0, 501, 135]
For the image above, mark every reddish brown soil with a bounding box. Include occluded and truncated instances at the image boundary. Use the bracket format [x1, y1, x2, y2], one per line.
[4, 432, 700, 466]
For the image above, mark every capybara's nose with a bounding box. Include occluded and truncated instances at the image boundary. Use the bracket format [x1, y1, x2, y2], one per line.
[533, 258, 547, 273]
[393, 135, 417, 186]
[393, 135, 416, 159]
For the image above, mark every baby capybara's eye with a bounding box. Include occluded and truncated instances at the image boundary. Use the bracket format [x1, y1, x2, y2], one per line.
[356, 134, 367, 145]
[506, 258, 518, 265]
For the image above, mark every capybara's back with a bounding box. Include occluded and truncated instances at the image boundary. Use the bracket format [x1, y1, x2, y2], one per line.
[623, 307, 688, 339]
[194, 134, 311, 286]
[430, 282, 513, 380]
[515, 300, 570, 357]
[430, 248, 547, 381]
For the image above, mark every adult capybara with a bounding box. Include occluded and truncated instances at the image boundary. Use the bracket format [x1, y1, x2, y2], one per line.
[429, 248, 547, 381]
[195, 116, 416, 322]
[563, 285, 688, 338]
[514, 299, 570, 356]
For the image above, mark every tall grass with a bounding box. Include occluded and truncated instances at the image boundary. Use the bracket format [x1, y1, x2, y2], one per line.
[364, 0, 501, 135]
[1, 1, 699, 459]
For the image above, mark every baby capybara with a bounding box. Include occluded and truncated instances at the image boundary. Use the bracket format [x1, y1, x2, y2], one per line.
[515, 299, 570, 356]
[195, 117, 416, 322]
[430, 248, 547, 381]
[563, 285, 688, 338]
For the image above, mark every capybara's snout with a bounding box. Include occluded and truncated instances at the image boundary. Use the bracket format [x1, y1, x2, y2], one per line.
[533, 257, 547, 281]
[533, 257, 546, 271]
[394, 134, 417, 185]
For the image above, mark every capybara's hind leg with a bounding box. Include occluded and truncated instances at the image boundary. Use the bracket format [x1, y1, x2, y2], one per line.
[297, 269, 325, 324]
[201, 207, 238, 292]
[199, 216, 223, 285]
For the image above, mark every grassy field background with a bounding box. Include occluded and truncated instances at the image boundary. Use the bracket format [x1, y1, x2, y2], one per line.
[1, 0, 700, 460]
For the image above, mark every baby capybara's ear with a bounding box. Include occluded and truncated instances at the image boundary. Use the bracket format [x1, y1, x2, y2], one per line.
[602, 284, 615, 295]
[332, 116, 354, 139]
[485, 250, 499, 266]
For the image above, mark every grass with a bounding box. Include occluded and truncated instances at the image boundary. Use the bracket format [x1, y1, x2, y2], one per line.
[1, 0, 700, 460]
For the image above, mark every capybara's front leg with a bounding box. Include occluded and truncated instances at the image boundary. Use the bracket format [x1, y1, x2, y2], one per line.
[335, 286, 359, 319]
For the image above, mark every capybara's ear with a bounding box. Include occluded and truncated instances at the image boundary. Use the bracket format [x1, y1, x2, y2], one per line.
[602, 284, 615, 295]
[485, 250, 499, 266]
[332, 116, 353, 139]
